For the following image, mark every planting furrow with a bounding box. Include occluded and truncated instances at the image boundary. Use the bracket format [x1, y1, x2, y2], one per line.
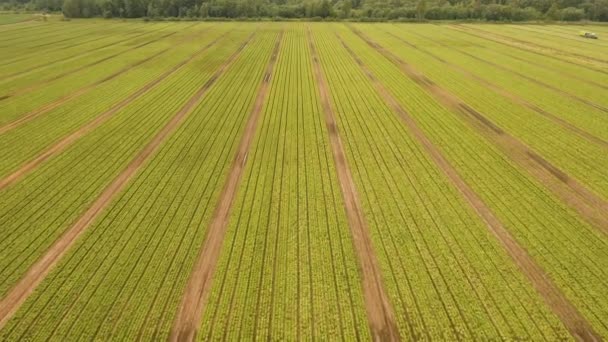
[315, 25, 598, 340]
[0, 30, 251, 331]
[308, 27, 399, 342]
[0, 25, 180, 100]
[351, 27, 608, 233]
[0, 23, 172, 81]
[198, 26, 368, 341]
[0, 32, 229, 190]
[340, 25, 608, 337]
[171, 29, 281, 342]
[337, 32, 600, 342]
[0, 27, 199, 123]
[449, 25, 608, 75]
[381, 28, 608, 150]
[0, 27, 283, 342]
[0, 29, 249, 315]
[477, 25, 608, 61]
[357, 26, 608, 203]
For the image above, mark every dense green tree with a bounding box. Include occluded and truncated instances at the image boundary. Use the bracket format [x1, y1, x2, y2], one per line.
[7, 0, 608, 22]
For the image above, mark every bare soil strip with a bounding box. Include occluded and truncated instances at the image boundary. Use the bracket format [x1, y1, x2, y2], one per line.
[0, 27, 213, 136]
[308, 29, 400, 341]
[351, 26, 608, 238]
[448, 25, 608, 76]
[0, 28, 185, 101]
[169, 31, 281, 342]
[383, 30, 608, 150]
[0, 33, 251, 331]
[0, 35, 228, 192]
[345, 30, 603, 342]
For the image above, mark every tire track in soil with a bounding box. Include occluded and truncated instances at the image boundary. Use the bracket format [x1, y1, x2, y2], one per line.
[0, 25, 212, 135]
[350, 27, 608, 236]
[448, 25, 608, 76]
[0, 31, 251, 331]
[382, 29, 608, 150]
[340, 30, 603, 342]
[0, 33, 229, 192]
[169, 30, 282, 342]
[0, 26, 192, 102]
[308, 28, 400, 342]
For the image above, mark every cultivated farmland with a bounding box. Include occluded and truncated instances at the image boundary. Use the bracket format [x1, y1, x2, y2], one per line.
[0, 19, 607, 341]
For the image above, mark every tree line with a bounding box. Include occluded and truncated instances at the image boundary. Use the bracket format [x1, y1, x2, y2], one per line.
[2, 0, 607, 21]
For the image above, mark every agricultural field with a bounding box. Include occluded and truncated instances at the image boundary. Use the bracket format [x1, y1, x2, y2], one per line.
[0, 19, 607, 341]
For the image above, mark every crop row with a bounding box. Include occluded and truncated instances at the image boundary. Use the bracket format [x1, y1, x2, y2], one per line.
[383, 25, 608, 152]
[340, 23, 608, 337]
[199, 25, 370, 341]
[0, 25, 231, 179]
[417, 24, 608, 110]
[0, 26, 278, 341]
[0, 22, 176, 81]
[310, 25, 574, 340]
[466, 24, 608, 63]
[0, 22, 173, 91]
[0, 25, 209, 122]
[0, 27, 246, 302]
[451, 24, 608, 72]
[362, 25, 608, 201]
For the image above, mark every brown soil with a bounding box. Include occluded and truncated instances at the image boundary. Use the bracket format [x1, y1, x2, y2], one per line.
[0, 33, 245, 331]
[0, 27, 215, 136]
[308, 29, 400, 342]
[350, 26, 608, 235]
[0, 35, 228, 191]
[350, 27, 603, 341]
[169, 31, 277, 342]
[384, 30, 608, 149]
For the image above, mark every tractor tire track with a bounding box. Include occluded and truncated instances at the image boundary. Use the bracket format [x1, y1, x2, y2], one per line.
[383, 29, 608, 149]
[308, 27, 400, 342]
[350, 27, 608, 238]
[0, 33, 229, 192]
[0, 25, 212, 135]
[169, 30, 281, 342]
[342, 29, 602, 342]
[0, 30, 247, 331]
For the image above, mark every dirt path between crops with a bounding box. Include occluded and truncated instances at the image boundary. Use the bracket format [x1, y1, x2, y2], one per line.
[0, 33, 252, 331]
[0, 26, 214, 136]
[169, 31, 280, 342]
[307, 29, 400, 342]
[449, 25, 608, 76]
[0, 35, 228, 192]
[348, 28, 603, 342]
[350, 27, 608, 236]
[383, 29, 608, 150]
